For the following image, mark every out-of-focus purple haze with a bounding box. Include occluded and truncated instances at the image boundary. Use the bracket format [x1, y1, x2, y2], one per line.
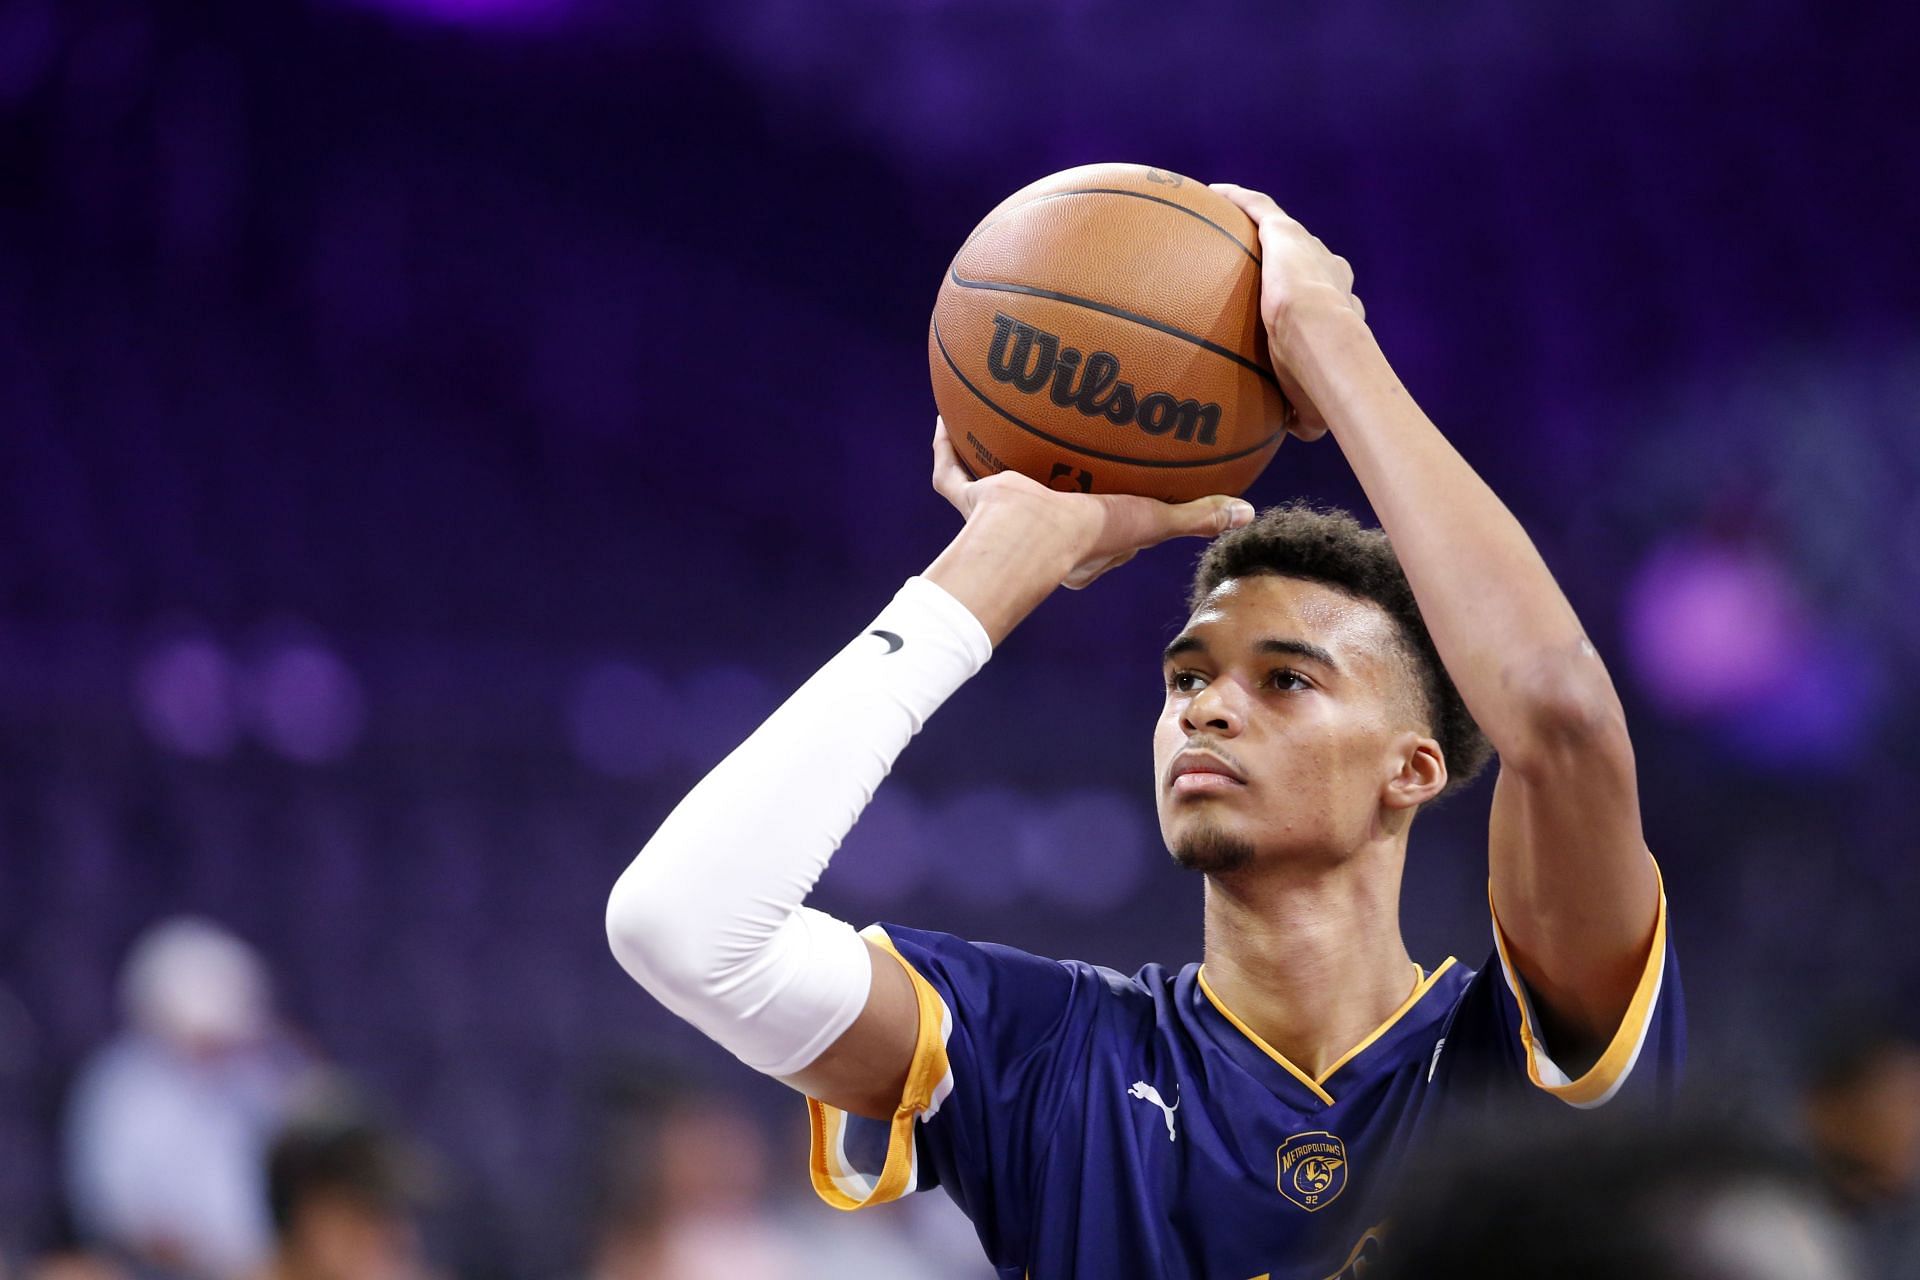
[1, 0, 1916, 1273]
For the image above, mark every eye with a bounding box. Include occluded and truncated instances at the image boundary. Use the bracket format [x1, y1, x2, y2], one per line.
[1166, 669, 1207, 694]
[1268, 668, 1311, 692]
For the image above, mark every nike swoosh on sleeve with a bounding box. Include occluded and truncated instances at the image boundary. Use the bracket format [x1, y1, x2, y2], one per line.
[870, 630, 903, 653]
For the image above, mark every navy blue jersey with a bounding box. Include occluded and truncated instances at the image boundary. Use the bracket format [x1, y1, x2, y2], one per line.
[806, 875, 1683, 1279]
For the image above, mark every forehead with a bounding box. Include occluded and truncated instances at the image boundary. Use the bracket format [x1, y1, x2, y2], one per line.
[1181, 574, 1402, 667]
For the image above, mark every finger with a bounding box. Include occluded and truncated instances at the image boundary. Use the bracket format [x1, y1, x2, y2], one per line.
[1148, 494, 1257, 545]
[1209, 182, 1295, 229]
[1289, 421, 1331, 443]
[1351, 293, 1366, 323]
[930, 417, 970, 506]
[1213, 181, 1290, 224]
[1247, 211, 1311, 272]
[1213, 184, 1274, 224]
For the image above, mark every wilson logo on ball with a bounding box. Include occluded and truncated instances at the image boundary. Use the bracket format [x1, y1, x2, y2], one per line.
[985, 312, 1222, 446]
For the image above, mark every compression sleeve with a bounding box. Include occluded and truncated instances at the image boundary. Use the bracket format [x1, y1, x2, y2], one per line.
[604, 576, 992, 1077]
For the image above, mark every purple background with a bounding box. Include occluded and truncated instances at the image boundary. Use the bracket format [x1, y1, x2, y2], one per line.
[2, 0, 1917, 1271]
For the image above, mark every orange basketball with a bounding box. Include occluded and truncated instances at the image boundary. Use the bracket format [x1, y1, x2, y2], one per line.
[929, 163, 1288, 502]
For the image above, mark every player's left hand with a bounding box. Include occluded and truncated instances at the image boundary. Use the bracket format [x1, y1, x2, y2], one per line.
[1210, 183, 1368, 442]
[930, 418, 1252, 591]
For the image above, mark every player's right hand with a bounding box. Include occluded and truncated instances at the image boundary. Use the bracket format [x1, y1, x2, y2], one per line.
[1210, 183, 1367, 443]
[931, 418, 1255, 590]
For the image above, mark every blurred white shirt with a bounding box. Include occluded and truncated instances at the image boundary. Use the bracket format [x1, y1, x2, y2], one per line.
[64, 1032, 306, 1280]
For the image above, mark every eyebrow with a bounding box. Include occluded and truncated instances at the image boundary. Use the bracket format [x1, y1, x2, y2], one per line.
[1161, 634, 1341, 672]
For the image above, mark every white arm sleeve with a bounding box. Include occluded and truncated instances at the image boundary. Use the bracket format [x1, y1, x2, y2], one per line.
[605, 575, 992, 1077]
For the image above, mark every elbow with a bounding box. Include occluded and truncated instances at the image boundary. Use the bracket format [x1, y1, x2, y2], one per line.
[605, 854, 710, 996]
[1495, 659, 1633, 779]
[604, 861, 661, 985]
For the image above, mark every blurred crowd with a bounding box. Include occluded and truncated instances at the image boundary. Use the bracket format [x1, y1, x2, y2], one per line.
[6, 917, 986, 1280]
[0, 917, 1913, 1278]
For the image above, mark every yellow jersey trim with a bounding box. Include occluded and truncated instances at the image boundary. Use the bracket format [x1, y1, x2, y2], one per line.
[1311, 958, 1458, 1084]
[1196, 959, 1452, 1105]
[1197, 968, 1333, 1104]
[805, 925, 953, 1211]
[1489, 858, 1668, 1109]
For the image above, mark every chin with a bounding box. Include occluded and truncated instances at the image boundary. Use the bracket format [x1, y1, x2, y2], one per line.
[1166, 819, 1258, 875]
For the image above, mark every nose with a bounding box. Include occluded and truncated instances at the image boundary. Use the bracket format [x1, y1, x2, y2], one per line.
[1181, 676, 1243, 737]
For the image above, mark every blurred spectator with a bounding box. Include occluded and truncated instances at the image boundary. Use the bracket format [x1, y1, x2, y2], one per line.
[577, 1066, 963, 1280]
[254, 1097, 436, 1280]
[1377, 1116, 1861, 1280]
[777, 1194, 989, 1280]
[19, 1254, 130, 1280]
[581, 1070, 801, 1279]
[6, 1186, 134, 1280]
[1801, 1018, 1920, 1275]
[63, 919, 315, 1280]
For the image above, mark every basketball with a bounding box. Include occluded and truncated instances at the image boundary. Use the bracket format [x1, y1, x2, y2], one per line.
[928, 163, 1290, 502]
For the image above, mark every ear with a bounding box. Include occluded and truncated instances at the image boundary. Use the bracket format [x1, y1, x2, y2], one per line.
[1382, 733, 1447, 811]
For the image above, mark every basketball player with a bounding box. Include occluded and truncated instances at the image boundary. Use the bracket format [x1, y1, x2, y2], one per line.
[606, 184, 1683, 1279]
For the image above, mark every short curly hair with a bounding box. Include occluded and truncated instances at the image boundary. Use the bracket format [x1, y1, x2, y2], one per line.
[1188, 501, 1494, 799]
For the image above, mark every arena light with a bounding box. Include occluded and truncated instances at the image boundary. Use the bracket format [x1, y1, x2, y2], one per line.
[244, 639, 368, 764]
[1623, 538, 1803, 716]
[1624, 537, 1881, 767]
[133, 634, 240, 758]
[331, 0, 574, 29]
[1718, 630, 1881, 770]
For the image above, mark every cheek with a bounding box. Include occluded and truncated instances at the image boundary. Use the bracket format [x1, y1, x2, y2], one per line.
[1332, 723, 1403, 799]
[1151, 706, 1191, 808]
[1288, 715, 1387, 795]
[1152, 704, 1184, 756]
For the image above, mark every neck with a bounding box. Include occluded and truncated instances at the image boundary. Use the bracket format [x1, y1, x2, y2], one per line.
[1199, 836, 1416, 1081]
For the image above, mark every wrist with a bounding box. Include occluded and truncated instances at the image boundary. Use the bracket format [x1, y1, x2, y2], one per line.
[924, 503, 1081, 647]
[1270, 297, 1377, 394]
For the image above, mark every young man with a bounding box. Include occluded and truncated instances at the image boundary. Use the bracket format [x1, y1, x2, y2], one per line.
[606, 184, 1683, 1279]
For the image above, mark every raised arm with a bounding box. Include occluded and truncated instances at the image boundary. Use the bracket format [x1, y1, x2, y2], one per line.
[1216, 184, 1658, 1069]
[606, 423, 1251, 1119]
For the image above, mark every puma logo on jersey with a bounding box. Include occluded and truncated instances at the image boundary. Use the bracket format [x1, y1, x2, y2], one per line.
[1128, 1080, 1180, 1141]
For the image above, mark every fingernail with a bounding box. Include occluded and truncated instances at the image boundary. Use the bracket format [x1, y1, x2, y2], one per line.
[1227, 499, 1255, 528]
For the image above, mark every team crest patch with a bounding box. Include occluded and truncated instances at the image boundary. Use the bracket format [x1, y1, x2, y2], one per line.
[1276, 1131, 1348, 1212]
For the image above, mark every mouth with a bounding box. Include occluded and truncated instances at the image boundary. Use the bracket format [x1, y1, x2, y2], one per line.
[1167, 748, 1248, 796]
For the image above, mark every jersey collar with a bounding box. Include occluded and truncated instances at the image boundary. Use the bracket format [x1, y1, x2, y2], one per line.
[1192, 958, 1462, 1108]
